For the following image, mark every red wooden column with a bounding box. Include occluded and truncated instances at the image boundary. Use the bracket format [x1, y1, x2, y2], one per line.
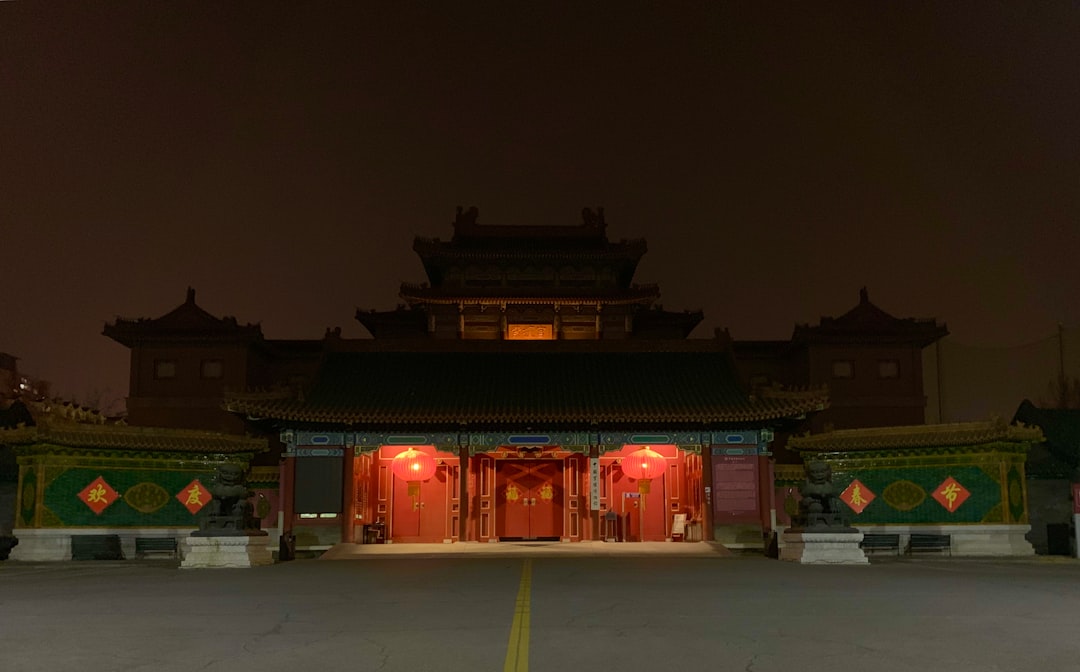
[459, 444, 470, 541]
[701, 443, 715, 541]
[341, 447, 356, 543]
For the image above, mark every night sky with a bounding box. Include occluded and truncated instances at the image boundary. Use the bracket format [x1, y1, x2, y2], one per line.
[3, 3, 1079, 410]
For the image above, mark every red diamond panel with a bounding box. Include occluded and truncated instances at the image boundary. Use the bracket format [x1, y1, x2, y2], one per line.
[933, 476, 970, 513]
[78, 476, 118, 515]
[840, 479, 875, 514]
[177, 479, 211, 514]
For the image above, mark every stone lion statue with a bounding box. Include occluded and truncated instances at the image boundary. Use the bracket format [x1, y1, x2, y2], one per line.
[792, 461, 850, 531]
[195, 463, 264, 536]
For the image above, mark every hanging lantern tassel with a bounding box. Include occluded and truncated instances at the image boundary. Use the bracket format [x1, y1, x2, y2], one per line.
[637, 478, 652, 513]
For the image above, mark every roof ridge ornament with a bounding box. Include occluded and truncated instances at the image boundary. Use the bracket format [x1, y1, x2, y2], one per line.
[453, 205, 480, 230]
[581, 206, 605, 229]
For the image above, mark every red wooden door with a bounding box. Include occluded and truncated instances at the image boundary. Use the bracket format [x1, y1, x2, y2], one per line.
[391, 467, 448, 542]
[496, 461, 564, 540]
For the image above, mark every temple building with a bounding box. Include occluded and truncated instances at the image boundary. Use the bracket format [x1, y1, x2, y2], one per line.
[94, 207, 966, 553]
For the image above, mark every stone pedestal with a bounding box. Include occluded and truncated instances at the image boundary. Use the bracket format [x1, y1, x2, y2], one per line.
[780, 531, 868, 565]
[180, 535, 273, 569]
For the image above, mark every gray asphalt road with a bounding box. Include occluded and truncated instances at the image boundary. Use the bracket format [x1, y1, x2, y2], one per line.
[3, 557, 1080, 672]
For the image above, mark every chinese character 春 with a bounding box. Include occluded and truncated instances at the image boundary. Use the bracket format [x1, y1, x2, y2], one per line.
[850, 485, 865, 507]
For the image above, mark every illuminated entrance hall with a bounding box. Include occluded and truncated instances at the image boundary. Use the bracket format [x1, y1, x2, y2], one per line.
[370, 443, 686, 544]
[227, 346, 827, 547]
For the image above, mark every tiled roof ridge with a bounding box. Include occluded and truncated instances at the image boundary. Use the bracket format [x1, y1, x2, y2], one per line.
[398, 283, 661, 306]
[223, 385, 298, 403]
[754, 383, 829, 401]
[789, 417, 1045, 451]
[413, 237, 648, 255]
[28, 398, 110, 425]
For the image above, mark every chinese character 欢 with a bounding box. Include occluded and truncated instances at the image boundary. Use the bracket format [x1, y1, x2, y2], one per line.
[86, 484, 107, 503]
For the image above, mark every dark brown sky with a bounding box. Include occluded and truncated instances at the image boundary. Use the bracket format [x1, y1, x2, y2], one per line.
[2, 2, 1079, 409]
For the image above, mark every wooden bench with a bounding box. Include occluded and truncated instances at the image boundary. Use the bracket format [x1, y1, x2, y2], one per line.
[907, 533, 951, 556]
[859, 533, 901, 555]
[135, 536, 179, 559]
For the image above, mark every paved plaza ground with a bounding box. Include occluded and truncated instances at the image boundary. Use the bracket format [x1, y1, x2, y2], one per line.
[3, 544, 1080, 672]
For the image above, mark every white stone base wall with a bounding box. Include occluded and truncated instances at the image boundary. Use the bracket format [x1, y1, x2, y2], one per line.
[855, 524, 1034, 556]
[8, 527, 196, 562]
[780, 531, 869, 564]
[775, 524, 1035, 557]
[180, 535, 273, 568]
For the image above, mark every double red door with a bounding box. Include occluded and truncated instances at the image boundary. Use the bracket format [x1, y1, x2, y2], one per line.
[496, 461, 563, 540]
[391, 467, 448, 542]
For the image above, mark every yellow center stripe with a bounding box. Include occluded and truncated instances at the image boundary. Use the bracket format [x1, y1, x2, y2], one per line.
[504, 559, 532, 672]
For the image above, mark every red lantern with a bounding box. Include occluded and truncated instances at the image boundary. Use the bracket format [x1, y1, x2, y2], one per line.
[391, 448, 436, 497]
[620, 447, 666, 530]
[620, 446, 666, 482]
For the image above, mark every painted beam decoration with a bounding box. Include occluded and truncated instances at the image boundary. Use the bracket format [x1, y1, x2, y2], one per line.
[284, 429, 769, 455]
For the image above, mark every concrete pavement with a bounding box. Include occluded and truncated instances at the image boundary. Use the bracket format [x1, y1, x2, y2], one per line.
[3, 550, 1080, 672]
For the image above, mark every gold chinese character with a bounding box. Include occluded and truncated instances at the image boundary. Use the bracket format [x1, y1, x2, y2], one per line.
[539, 483, 553, 501]
[850, 485, 865, 507]
[86, 484, 107, 503]
[941, 482, 960, 510]
[185, 485, 204, 506]
[506, 484, 520, 502]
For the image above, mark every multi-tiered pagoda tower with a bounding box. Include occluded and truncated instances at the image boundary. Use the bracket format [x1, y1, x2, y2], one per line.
[356, 206, 702, 340]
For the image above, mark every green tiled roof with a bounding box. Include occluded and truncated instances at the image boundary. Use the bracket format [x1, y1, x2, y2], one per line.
[788, 417, 1043, 452]
[0, 419, 268, 455]
[224, 349, 828, 427]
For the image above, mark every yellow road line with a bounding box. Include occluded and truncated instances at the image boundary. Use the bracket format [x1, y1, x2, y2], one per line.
[504, 558, 532, 672]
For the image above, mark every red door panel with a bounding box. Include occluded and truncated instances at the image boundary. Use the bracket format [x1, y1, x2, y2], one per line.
[529, 461, 563, 538]
[496, 460, 564, 540]
[391, 466, 448, 542]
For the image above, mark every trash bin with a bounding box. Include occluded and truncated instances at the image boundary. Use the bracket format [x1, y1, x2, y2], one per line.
[1047, 523, 1070, 556]
[279, 532, 296, 562]
[603, 511, 618, 542]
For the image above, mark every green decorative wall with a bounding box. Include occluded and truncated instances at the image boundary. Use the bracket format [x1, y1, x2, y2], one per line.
[802, 443, 1030, 526]
[16, 449, 251, 529]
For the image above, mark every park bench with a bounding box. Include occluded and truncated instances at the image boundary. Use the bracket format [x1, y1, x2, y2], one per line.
[907, 533, 951, 556]
[859, 533, 901, 555]
[135, 536, 179, 559]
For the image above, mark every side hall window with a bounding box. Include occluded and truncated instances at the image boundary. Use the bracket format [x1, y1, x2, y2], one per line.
[154, 360, 177, 379]
[201, 359, 224, 379]
[878, 360, 900, 379]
